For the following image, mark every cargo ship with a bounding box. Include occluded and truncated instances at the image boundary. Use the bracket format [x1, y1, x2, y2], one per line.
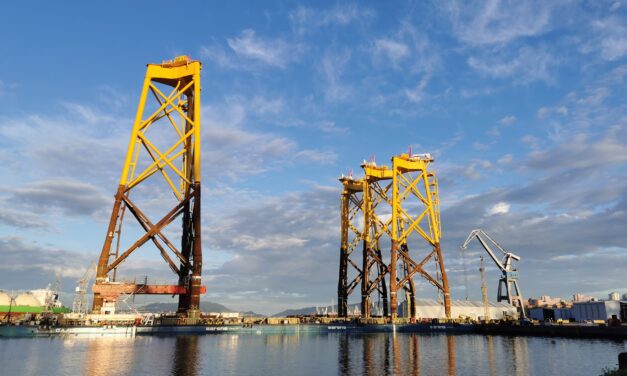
[0, 321, 473, 338]
[0, 324, 137, 338]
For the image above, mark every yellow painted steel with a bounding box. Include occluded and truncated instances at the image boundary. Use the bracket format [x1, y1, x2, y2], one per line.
[120, 57, 202, 200]
[338, 177, 368, 316]
[339, 174, 392, 318]
[93, 56, 203, 313]
[390, 153, 450, 318]
[358, 154, 451, 320]
[339, 177, 366, 285]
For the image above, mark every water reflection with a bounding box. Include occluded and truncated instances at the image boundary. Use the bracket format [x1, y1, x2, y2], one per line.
[1, 332, 623, 375]
[487, 335, 496, 376]
[82, 338, 135, 376]
[392, 334, 401, 376]
[338, 334, 460, 376]
[447, 336, 456, 376]
[409, 334, 419, 376]
[508, 336, 530, 376]
[338, 334, 350, 375]
[171, 336, 199, 376]
[362, 334, 374, 376]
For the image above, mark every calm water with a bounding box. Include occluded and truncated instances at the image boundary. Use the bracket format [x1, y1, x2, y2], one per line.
[1, 333, 625, 376]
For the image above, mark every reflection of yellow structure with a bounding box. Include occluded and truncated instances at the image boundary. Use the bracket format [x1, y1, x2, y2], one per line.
[338, 335, 351, 375]
[447, 336, 456, 376]
[362, 335, 375, 376]
[172, 335, 199, 376]
[392, 333, 401, 375]
[409, 334, 420, 376]
[81, 339, 135, 375]
[487, 335, 496, 376]
[510, 336, 530, 376]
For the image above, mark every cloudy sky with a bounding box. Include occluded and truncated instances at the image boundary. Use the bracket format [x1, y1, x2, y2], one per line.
[0, 1, 626, 315]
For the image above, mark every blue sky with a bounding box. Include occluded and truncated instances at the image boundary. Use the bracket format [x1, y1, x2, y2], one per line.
[0, 1, 626, 315]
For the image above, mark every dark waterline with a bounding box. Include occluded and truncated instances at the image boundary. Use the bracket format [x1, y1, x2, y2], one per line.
[1, 333, 625, 376]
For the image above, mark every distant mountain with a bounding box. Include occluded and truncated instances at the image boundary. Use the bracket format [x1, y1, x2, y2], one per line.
[273, 303, 360, 317]
[241, 311, 265, 318]
[273, 306, 317, 317]
[139, 301, 233, 313]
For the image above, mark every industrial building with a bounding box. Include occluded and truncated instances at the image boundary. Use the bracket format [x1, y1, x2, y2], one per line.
[1, 289, 68, 320]
[529, 307, 572, 321]
[529, 300, 627, 322]
[608, 292, 621, 301]
[528, 295, 564, 307]
[397, 299, 518, 320]
[1, 291, 44, 314]
[571, 300, 627, 322]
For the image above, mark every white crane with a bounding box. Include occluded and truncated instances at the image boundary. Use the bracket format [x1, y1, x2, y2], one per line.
[73, 263, 96, 314]
[461, 229, 526, 319]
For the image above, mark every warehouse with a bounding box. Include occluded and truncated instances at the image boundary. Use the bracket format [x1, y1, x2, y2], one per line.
[407, 299, 518, 320]
[571, 300, 627, 322]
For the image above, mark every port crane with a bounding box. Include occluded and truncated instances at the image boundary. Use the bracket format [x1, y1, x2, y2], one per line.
[461, 229, 526, 319]
[73, 263, 96, 314]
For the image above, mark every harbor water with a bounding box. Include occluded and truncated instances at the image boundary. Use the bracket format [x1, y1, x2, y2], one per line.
[1, 333, 626, 375]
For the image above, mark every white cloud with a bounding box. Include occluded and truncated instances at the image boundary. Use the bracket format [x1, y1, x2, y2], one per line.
[289, 4, 375, 34]
[249, 96, 285, 114]
[0, 209, 49, 228]
[0, 80, 7, 96]
[295, 149, 338, 165]
[458, 159, 493, 180]
[226, 29, 299, 68]
[373, 38, 410, 64]
[537, 106, 568, 119]
[232, 234, 307, 251]
[584, 16, 627, 61]
[317, 50, 352, 102]
[486, 202, 510, 215]
[201, 30, 302, 70]
[201, 96, 338, 178]
[526, 133, 627, 171]
[497, 154, 513, 165]
[467, 46, 556, 84]
[7, 180, 109, 218]
[200, 44, 236, 69]
[318, 121, 348, 134]
[442, 0, 555, 46]
[499, 115, 516, 126]
[404, 74, 430, 103]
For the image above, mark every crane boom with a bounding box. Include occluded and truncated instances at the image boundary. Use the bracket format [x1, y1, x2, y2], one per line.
[460, 229, 526, 319]
[462, 229, 506, 271]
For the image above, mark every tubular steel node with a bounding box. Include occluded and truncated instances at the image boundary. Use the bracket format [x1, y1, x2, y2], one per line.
[93, 56, 205, 316]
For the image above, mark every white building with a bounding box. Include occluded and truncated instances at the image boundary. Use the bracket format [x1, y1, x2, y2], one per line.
[608, 292, 621, 301]
[528, 295, 563, 307]
[410, 299, 518, 320]
[572, 293, 594, 303]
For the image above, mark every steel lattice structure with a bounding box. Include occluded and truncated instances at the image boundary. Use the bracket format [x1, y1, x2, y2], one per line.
[338, 177, 365, 317]
[362, 162, 417, 319]
[389, 154, 450, 319]
[338, 177, 389, 318]
[339, 153, 451, 320]
[93, 56, 205, 316]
